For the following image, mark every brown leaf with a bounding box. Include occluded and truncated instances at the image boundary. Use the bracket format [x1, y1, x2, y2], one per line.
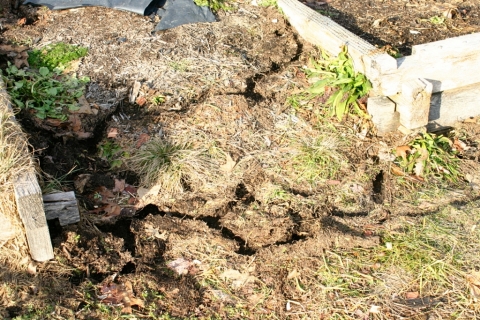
[136, 133, 150, 148]
[395, 145, 411, 161]
[27, 262, 37, 275]
[467, 271, 480, 300]
[68, 114, 82, 132]
[17, 18, 26, 26]
[391, 165, 405, 176]
[405, 291, 419, 299]
[136, 96, 147, 106]
[103, 203, 122, 218]
[45, 118, 64, 127]
[453, 138, 468, 152]
[107, 128, 119, 138]
[71, 95, 93, 114]
[113, 179, 125, 193]
[124, 184, 137, 194]
[220, 153, 236, 173]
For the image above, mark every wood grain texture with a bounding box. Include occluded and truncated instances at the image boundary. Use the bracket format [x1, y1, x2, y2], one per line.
[392, 78, 433, 129]
[14, 169, 54, 261]
[43, 191, 80, 226]
[378, 33, 480, 96]
[428, 82, 480, 131]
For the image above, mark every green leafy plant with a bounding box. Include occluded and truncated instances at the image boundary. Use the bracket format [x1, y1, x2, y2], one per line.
[151, 95, 166, 105]
[98, 140, 124, 169]
[193, 0, 232, 11]
[2, 63, 90, 121]
[429, 15, 445, 25]
[28, 42, 88, 70]
[302, 46, 372, 120]
[394, 133, 461, 183]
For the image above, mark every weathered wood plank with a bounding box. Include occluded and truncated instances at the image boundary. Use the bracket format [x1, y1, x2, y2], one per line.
[43, 191, 80, 226]
[14, 169, 54, 262]
[391, 78, 433, 129]
[427, 82, 480, 131]
[378, 33, 480, 96]
[367, 96, 399, 134]
[277, 0, 396, 80]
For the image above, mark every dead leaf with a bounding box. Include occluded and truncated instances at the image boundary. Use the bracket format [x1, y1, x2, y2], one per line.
[167, 258, 193, 275]
[464, 117, 478, 123]
[27, 262, 37, 275]
[68, 114, 82, 132]
[467, 271, 480, 300]
[395, 145, 411, 161]
[136, 133, 150, 148]
[287, 269, 300, 279]
[369, 305, 381, 313]
[453, 138, 468, 152]
[100, 281, 144, 314]
[45, 118, 64, 127]
[124, 184, 137, 194]
[107, 127, 119, 138]
[326, 179, 341, 185]
[413, 161, 425, 177]
[136, 96, 147, 106]
[17, 18, 26, 26]
[405, 291, 420, 299]
[103, 203, 122, 218]
[220, 154, 236, 173]
[220, 269, 256, 289]
[113, 179, 125, 193]
[71, 95, 93, 114]
[391, 165, 405, 176]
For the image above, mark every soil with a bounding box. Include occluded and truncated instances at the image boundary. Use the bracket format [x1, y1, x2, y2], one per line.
[1, 0, 480, 319]
[302, 0, 480, 55]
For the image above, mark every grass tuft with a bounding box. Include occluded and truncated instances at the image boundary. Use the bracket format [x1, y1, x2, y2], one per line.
[128, 137, 225, 195]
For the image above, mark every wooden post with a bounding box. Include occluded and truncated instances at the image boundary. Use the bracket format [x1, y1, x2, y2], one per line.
[392, 78, 433, 129]
[14, 169, 54, 262]
[367, 96, 400, 134]
[43, 191, 80, 226]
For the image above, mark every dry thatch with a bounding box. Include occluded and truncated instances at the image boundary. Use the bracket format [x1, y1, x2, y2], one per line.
[0, 80, 34, 270]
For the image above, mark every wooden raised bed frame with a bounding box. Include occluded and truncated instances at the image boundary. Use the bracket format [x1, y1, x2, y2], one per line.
[278, 0, 480, 133]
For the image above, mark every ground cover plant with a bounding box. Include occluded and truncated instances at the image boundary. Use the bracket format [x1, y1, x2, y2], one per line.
[0, 0, 480, 319]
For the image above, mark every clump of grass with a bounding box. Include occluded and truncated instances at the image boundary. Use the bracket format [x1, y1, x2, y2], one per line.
[289, 46, 372, 121]
[2, 63, 90, 121]
[128, 137, 224, 195]
[194, 0, 233, 11]
[394, 132, 461, 184]
[282, 134, 349, 186]
[28, 42, 88, 70]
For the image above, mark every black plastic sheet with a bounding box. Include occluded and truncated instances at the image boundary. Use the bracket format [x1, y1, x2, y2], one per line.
[155, 0, 216, 31]
[24, 0, 216, 30]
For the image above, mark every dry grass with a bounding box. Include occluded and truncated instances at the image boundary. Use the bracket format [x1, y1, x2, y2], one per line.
[128, 132, 228, 197]
[0, 88, 33, 261]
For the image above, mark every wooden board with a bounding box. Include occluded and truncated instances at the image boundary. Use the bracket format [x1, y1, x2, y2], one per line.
[427, 82, 480, 131]
[43, 191, 80, 226]
[277, 0, 397, 80]
[14, 169, 54, 262]
[378, 33, 480, 96]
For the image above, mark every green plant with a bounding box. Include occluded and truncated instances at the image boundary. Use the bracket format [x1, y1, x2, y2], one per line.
[394, 133, 461, 183]
[429, 15, 445, 25]
[258, 0, 277, 7]
[28, 42, 88, 70]
[193, 0, 232, 11]
[2, 63, 90, 120]
[98, 140, 123, 168]
[302, 46, 372, 120]
[151, 95, 166, 105]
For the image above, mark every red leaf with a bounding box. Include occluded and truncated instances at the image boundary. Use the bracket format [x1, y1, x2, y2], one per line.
[136, 133, 150, 148]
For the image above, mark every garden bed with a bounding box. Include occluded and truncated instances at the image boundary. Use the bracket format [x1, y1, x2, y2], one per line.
[280, 0, 480, 132]
[1, 0, 480, 319]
